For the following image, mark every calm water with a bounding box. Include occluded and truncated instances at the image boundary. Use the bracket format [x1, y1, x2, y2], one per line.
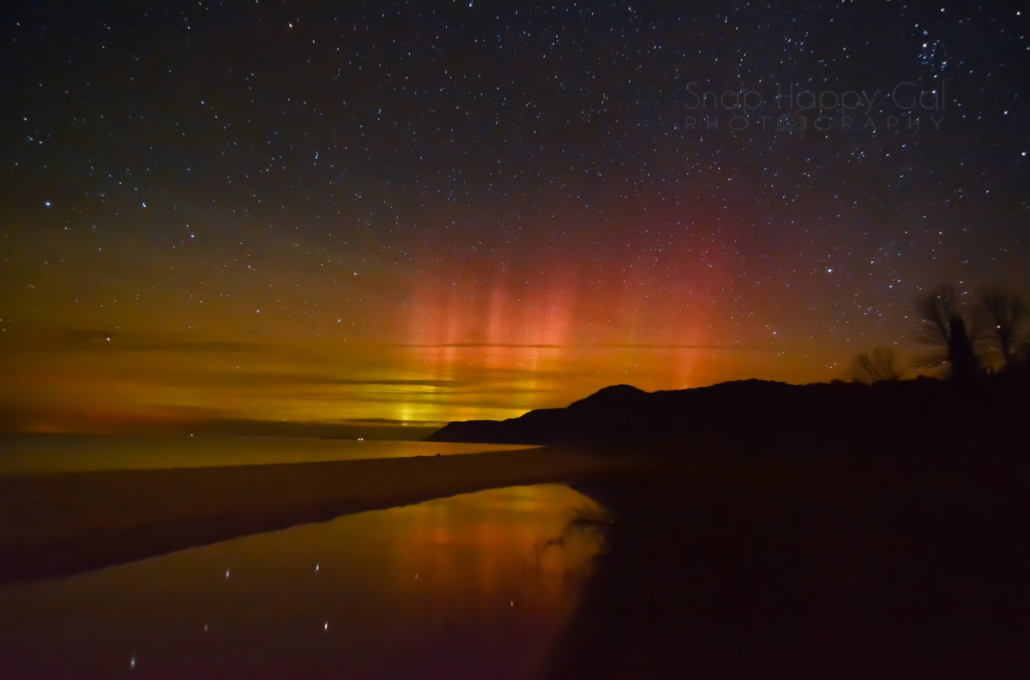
[0, 483, 601, 679]
[0, 435, 535, 475]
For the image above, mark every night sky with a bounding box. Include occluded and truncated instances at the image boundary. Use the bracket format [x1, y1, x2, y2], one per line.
[1, 1, 1027, 433]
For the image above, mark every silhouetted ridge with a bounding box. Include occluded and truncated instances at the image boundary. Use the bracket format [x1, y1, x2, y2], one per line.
[425, 374, 1030, 445]
[567, 384, 648, 411]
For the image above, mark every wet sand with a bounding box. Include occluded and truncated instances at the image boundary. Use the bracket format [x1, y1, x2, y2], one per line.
[0, 447, 636, 587]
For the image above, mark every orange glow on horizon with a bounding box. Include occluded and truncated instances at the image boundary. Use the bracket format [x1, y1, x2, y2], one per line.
[1, 235, 838, 435]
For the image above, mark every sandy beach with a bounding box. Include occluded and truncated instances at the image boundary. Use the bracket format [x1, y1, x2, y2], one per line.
[0, 447, 638, 587]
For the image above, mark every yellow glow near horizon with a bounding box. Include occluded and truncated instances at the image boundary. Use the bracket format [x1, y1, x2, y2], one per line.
[0, 243, 838, 434]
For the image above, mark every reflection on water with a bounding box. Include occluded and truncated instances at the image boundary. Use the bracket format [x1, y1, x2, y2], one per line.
[0, 435, 535, 475]
[0, 484, 601, 679]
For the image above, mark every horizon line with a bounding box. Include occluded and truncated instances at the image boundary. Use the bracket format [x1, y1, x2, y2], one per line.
[386, 342, 773, 351]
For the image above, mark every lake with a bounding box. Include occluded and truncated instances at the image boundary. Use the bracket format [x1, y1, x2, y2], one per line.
[0, 435, 535, 475]
[0, 483, 602, 679]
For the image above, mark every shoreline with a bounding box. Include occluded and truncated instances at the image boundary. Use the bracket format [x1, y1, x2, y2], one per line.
[0, 447, 639, 588]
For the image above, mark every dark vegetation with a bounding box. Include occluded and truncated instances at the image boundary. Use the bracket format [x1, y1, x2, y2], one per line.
[429, 373, 1029, 446]
[911, 284, 1029, 380]
[444, 283, 1029, 679]
[429, 284, 1030, 447]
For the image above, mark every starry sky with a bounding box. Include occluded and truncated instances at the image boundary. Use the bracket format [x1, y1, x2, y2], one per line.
[1, 1, 1027, 434]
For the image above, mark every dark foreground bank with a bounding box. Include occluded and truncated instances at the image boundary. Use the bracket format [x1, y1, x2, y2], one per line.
[542, 442, 1030, 680]
[0, 447, 638, 587]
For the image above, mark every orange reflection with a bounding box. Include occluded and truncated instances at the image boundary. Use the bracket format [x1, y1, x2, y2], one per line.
[0, 484, 603, 679]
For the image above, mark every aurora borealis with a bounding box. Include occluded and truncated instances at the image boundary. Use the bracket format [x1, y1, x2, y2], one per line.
[1, 1, 1027, 433]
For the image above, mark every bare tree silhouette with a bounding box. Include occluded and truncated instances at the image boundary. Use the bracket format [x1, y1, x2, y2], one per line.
[977, 286, 1028, 369]
[852, 347, 899, 384]
[916, 285, 982, 380]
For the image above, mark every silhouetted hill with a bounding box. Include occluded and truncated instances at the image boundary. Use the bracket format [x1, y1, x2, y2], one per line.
[426, 374, 1030, 445]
